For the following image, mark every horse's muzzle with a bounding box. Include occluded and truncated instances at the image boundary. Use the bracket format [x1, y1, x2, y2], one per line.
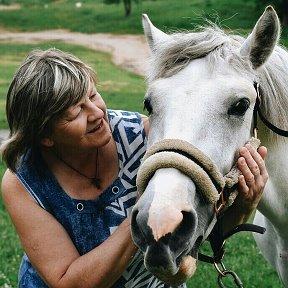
[131, 200, 198, 274]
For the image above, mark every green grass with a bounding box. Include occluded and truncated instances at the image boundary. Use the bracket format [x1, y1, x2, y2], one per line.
[0, 0, 277, 34]
[188, 232, 283, 287]
[0, 161, 23, 288]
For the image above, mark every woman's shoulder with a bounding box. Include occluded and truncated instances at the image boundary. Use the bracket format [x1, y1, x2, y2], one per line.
[1, 169, 36, 214]
[2, 169, 21, 196]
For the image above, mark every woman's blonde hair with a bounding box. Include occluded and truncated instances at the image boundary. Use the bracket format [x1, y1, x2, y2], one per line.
[1, 48, 97, 172]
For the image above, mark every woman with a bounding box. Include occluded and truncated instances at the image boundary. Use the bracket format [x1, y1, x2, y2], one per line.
[1, 48, 268, 288]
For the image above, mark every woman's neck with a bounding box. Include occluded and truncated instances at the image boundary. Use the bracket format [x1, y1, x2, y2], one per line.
[41, 139, 119, 198]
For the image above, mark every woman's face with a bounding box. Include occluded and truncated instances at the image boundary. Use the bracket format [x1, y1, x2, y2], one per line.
[47, 82, 112, 154]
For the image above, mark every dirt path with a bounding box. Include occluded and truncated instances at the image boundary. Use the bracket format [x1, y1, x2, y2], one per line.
[0, 29, 150, 76]
[0, 4, 20, 11]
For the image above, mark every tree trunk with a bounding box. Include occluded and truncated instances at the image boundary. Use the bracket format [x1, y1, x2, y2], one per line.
[123, 0, 131, 17]
[281, 3, 288, 27]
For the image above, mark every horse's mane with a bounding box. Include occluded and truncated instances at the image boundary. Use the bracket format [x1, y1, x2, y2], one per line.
[257, 46, 288, 140]
[148, 26, 288, 140]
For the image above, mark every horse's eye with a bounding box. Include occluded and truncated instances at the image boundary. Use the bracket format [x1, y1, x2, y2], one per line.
[228, 98, 250, 116]
[143, 99, 153, 115]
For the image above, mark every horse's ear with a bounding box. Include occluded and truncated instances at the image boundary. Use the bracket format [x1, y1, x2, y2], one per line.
[142, 14, 170, 51]
[240, 6, 280, 69]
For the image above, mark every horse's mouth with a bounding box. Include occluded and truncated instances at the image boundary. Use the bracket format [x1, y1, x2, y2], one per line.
[159, 236, 203, 285]
[144, 233, 204, 280]
[175, 243, 193, 267]
[172, 234, 203, 271]
[152, 253, 198, 286]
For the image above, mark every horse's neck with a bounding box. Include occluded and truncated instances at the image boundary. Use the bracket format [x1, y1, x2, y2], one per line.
[257, 123, 288, 228]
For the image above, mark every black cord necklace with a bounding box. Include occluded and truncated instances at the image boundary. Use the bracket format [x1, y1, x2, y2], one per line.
[53, 149, 101, 189]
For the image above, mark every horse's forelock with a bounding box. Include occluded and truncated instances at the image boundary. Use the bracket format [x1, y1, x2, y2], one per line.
[148, 27, 250, 80]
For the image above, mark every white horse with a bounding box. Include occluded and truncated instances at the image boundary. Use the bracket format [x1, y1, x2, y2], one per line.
[131, 6, 288, 287]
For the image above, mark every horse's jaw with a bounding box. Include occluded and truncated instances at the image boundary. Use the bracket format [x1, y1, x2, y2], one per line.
[131, 168, 216, 284]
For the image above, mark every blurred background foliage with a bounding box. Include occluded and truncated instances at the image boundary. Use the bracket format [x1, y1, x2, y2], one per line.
[0, 0, 287, 39]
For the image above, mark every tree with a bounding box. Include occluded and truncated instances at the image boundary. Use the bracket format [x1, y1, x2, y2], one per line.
[104, 0, 138, 17]
[123, 0, 131, 17]
[255, 0, 288, 26]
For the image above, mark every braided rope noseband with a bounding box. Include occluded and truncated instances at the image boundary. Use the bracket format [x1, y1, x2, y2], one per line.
[136, 137, 260, 212]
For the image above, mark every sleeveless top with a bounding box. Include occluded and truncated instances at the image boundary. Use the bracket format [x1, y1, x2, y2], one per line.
[16, 110, 187, 288]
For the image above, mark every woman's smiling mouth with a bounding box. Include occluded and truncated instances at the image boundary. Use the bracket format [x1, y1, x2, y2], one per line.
[88, 119, 103, 133]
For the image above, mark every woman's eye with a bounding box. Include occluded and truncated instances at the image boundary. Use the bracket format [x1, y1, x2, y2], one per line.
[143, 99, 153, 115]
[228, 98, 250, 116]
[90, 94, 97, 101]
[71, 110, 81, 120]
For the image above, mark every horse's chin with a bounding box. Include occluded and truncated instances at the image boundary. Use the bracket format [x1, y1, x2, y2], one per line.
[141, 233, 203, 285]
[153, 255, 197, 286]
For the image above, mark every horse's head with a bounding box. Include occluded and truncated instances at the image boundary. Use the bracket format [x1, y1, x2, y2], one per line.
[131, 6, 280, 283]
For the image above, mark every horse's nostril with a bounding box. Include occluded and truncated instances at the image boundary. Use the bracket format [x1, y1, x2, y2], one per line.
[131, 208, 142, 247]
[130, 207, 138, 230]
[131, 207, 153, 250]
[175, 211, 196, 236]
[168, 210, 197, 254]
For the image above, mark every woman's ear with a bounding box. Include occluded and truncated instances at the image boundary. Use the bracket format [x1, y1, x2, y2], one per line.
[40, 137, 54, 147]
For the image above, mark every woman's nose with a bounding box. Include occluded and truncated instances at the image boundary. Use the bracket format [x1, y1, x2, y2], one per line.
[87, 102, 104, 122]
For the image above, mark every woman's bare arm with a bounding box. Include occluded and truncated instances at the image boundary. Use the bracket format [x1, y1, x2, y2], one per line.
[2, 170, 137, 288]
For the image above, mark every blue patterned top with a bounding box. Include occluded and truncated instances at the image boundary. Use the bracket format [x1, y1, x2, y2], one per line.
[16, 110, 187, 288]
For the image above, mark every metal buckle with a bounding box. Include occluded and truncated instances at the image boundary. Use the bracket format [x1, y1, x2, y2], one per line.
[214, 261, 243, 287]
[217, 270, 243, 288]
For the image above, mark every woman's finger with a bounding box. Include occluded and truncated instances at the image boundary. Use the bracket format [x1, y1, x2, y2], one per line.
[257, 146, 267, 160]
[239, 146, 260, 177]
[246, 144, 268, 179]
[238, 174, 249, 196]
[237, 156, 255, 187]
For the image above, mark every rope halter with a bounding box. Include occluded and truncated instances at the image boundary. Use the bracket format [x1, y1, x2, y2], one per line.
[136, 137, 260, 213]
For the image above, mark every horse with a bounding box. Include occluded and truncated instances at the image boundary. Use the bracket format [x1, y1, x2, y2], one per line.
[130, 6, 288, 287]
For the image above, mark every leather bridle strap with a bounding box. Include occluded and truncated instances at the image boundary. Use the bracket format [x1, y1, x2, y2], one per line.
[198, 220, 266, 264]
[253, 82, 288, 137]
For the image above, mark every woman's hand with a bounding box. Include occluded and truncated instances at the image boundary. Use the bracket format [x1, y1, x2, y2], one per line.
[222, 144, 268, 234]
[237, 144, 268, 212]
